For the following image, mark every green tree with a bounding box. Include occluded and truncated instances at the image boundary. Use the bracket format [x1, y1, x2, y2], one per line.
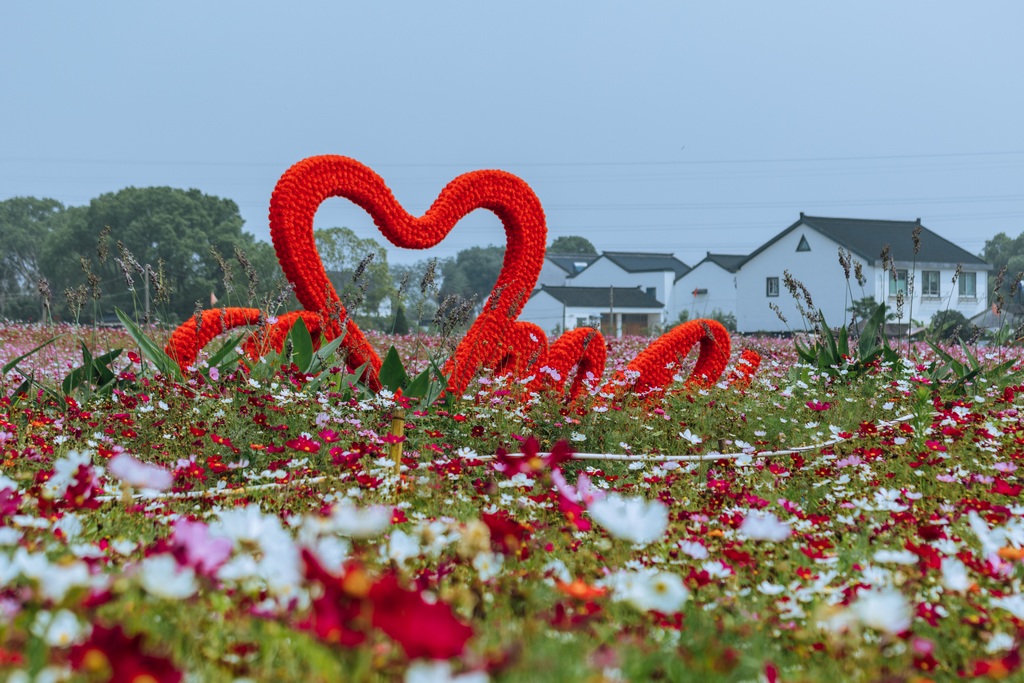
[439, 245, 505, 307]
[929, 309, 973, 341]
[549, 235, 597, 255]
[40, 187, 276, 323]
[848, 296, 896, 325]
[0, 197, 66, 320]
[982, 232, 1024, 303]
[392, 304, 410, 334]
[315, 227, 393, 315]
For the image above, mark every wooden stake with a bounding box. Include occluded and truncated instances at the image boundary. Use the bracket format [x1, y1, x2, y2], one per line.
[390, 408, 406, 483]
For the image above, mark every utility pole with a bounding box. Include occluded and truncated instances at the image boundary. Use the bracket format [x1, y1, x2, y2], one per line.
[609, 285, 615, 338]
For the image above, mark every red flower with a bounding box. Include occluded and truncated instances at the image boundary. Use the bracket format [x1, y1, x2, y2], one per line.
[286, 436, 321, 453]
[369, 574, 474, 660]
[481, 510, 532, 558]
[298, 551, 472, 659]
[70, 625, 182, 683]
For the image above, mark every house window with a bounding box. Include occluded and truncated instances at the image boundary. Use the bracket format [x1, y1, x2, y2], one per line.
[646, 286, 657, 297]
[889, 269, 908, 297]
[796, 235, 811, 252]
[921, 270, 940, 297]
[766, 277, 779, 297]
[959, 271, 977, 298]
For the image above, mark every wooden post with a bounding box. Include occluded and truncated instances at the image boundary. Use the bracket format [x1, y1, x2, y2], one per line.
[390, 408, 406, 483]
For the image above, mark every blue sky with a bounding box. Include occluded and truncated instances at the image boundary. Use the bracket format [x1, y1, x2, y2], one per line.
[3, 2, 1023, 267]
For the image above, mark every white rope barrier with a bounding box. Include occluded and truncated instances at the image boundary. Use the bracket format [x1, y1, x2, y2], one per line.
[91, 413, 917, 503]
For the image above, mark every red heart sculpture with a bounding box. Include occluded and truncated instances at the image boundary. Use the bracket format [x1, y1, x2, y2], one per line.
[169, 155, 547, 396]
[166, 155, 759, 399]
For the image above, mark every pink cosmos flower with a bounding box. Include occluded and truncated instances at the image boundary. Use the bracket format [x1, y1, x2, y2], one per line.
[170, 519, 233, 577]
[108, 454, 173, 492]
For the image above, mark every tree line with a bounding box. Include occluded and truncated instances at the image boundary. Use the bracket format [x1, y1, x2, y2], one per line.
[0, 189, 599, 329]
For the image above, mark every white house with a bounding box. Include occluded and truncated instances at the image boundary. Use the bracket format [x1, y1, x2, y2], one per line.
[672, 253, 745, 323]
[735, 214, 991, 333]
[535, 253, 599, 289]
[566, 252, 689, 325]
[519, 285, 664, 337]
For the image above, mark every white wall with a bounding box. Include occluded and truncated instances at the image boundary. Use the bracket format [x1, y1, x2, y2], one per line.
[519, 291, 567, 335]
[736, 226, 855, 333]
[735, 222, 991, 332]
[871, 262, 989, 325]
[673, 262, 737, 322]
[570, 259, 675, 323]
[519, 291, 663, 337]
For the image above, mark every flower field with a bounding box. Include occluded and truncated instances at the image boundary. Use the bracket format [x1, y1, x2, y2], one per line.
[2, 322, 1024, 682]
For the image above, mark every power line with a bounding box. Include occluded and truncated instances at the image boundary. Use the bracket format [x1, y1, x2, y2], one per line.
[2, 149, 1024, 169]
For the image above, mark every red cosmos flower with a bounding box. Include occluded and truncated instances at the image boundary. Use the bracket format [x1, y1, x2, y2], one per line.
[299, 550, 371, 647]
[492, 437, 573, 477]
[70, 625, 182, 683]
[481, 510, 532, 558]
[806, 400, 833, 411]
[368, 574, 474, 660]
[967, 647, 1021, 678]
[298, 551, 473, 659]
[286, 436, 321, 453]
[318, 429, 341, 443]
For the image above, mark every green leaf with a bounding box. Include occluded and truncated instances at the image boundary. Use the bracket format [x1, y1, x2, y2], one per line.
[206, 333, 244, 371]
[3, 336, 62, 376]
[378, 346, 407, 393]
[289, 316, 315, 374]
[858, 302, 888, 360]
[404, 368, 431, 399]
[116, 308, 182, 380]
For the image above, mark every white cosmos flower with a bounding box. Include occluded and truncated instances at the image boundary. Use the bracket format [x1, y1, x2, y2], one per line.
[139, 554, 197, 599]
[873, 549, 918, 565]
[405, 660, 489, 683]
[700, 561, 733, 579]
[42, 450, 92, 499]
[739, 510, 791, 542]
[14, 549, 93, 602]
[987, 632, 1016, 654]
[209, 505, 302, 603]
[940, 557, 971, 592]
[678, 540, 709, 560]
[851, 587, 912, 634]
[328, 503, 392, 538]
[757, 581, 786, 595]
[472, 551, 503, 582]
[31, 609, 89, 647]
[107, 453, 173, 491]
[679, 429, 703, 445]
[388, 529, 422, 565]
[588, 494, 668, 547]
[602, 569, 689, 613]
[991, 594, 1024, 621]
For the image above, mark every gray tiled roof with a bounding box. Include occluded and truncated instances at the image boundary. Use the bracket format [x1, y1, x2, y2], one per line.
[699, 253, 746, 273]
[545, 253, 599, 275]
[601, 252, 691, 279]
[536, 286, 664, 309]
[740, 214, 989, 268]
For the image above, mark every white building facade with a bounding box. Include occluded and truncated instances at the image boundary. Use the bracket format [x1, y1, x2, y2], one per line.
[567, 252, 689, 325]
[672, 253, 744, 323]
[735, 214, 990, 333]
